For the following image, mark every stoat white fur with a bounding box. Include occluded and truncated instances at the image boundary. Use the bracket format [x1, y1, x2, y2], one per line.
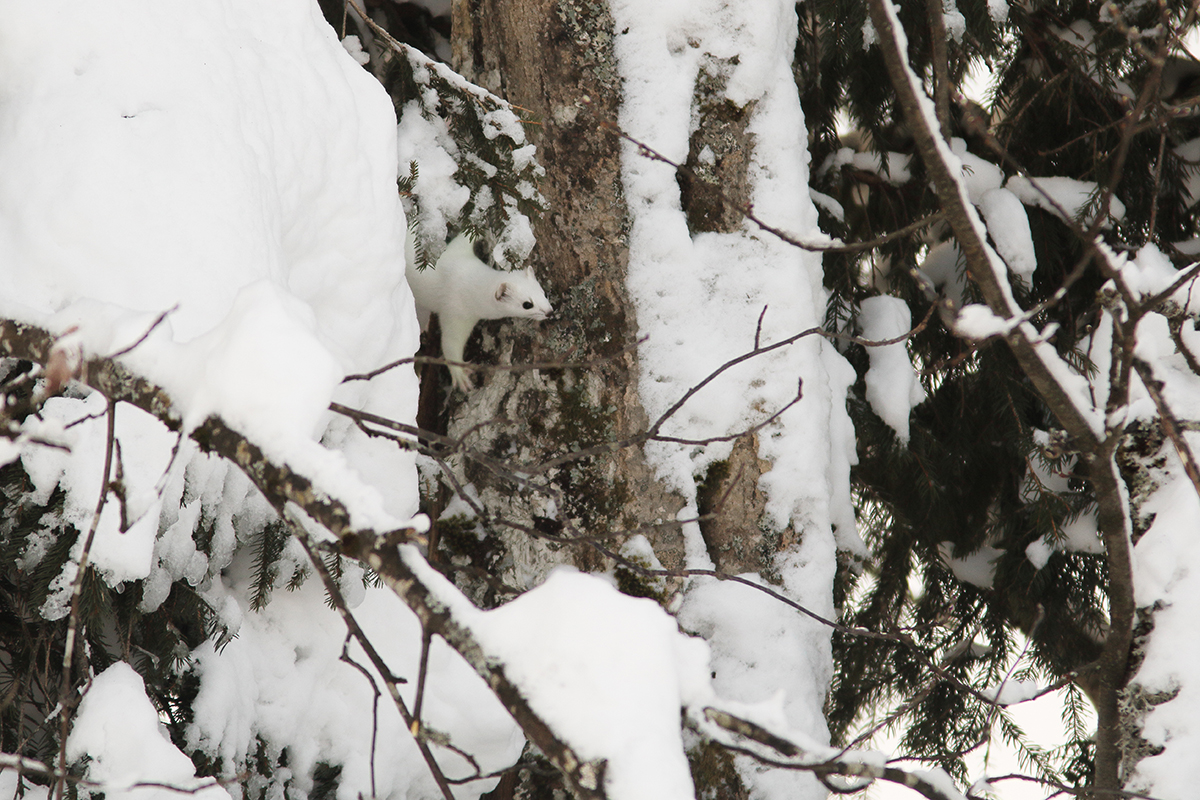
[405, 234, 553, 391]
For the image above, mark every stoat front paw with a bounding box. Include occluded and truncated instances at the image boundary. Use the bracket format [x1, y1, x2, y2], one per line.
[448, 363, 474, 392]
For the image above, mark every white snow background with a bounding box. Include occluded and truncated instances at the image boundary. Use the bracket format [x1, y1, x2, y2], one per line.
[0, 2, 854, 799]
[9, 0, 1188, 798]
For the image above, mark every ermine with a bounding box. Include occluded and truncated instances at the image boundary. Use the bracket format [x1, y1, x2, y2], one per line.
[405, 233, 553, 392]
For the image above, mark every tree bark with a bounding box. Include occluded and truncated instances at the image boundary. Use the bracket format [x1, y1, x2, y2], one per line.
[446, 1, 794, 793]
[444, 0, 689, 590]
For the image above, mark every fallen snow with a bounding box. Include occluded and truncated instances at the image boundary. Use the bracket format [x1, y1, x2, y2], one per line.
[68, 663, 232, 800]
[953, 303, 1012, 340]
[472, 568, 713, 800]
[1119, 244, 1192, 304]
[858, 296, 926, 444]
[1128, 461, 1200, 799]
[1005, 176, 1126, 227]
[919, 241, 969, 308]
[0, 0, 421, 530]
[979, 188, 1037, 280]
[951, 138, 1003, 202]
[938, 541, 1003, 589]
[825, 147, 914, 185]
[609, 0, 858, 794]
[0, 2, 431, 797]
[188, 568, 522, 799]
[981, 678, 1043, 706]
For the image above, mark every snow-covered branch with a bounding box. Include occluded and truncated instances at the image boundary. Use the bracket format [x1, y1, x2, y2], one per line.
[2, 311, 997, 800]
[0, 318, 403, 547]
[864, 0, 1138, 790]
[0, 317, 613, 797]
[695, 708, 969, 800]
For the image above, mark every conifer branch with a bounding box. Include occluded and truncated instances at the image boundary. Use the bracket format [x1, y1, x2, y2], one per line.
[864, 0, 1137, 791]
[1, 752, 240, 795]
[0, 318, 407, 549]
[0, 316, 607, 799]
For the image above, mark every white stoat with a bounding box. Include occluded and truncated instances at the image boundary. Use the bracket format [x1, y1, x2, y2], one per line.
[405, 233, 553, 392]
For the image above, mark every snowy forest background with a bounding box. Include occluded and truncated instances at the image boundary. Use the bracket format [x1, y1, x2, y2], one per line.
[3, 0, 1200, 798]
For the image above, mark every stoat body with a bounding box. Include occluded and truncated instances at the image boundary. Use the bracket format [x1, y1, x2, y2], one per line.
[405, 234, 553, 391]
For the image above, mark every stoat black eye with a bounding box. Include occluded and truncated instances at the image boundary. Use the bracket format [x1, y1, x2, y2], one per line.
[472, 239, 490, 263]
[523, 301, 534, 310]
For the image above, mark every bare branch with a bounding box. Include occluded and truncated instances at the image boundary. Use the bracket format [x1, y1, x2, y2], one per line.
[106, 305, 177, 359]
[54, 400, 115, 800]
[1, 752, 241, 796]
[338, 636, 382, 799]
[341, 340, 642, 384]
[699, 708, 972, 800]
[290, 520, 457, 800]
[1132, 357, 1200, 498]
[599, 119, 945, 255]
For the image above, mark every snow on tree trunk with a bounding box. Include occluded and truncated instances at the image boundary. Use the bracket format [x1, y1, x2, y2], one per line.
[447, 1, 859, 796]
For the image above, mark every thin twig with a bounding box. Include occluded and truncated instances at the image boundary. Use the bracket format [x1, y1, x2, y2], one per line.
[106, 305, 177, 359]
[413, 625, 434, 739]
[339, 636, 381, 799]
[1132, 357, 1200, 499]
[289, 519, 457, 800]
[54, 400, 116, 800]
[342, 340, 642, 383]
[599, 119, 945, 254]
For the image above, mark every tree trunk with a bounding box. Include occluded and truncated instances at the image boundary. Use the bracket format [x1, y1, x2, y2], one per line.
[442, 0, 689, 591]
[445, 0, 805, 793]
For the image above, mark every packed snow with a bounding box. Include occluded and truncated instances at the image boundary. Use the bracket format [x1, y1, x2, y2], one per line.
[188, 567, 523, 799]
[471, 568, 713, 800]
[937, 541, 1004, 589]
[979, 188, 1037, 280]
[0, 0, 420, 527]
[1123, 244, 1200, 799]
[67, 663, 232, 800]
[823, 148, 914, 185]
[858, 296, 926, 444]
[0, 1, 439, 797]
[0, 1, 857, 798]
[15, 0, 1197, 798]
[1005, 175, 1126, 227]
[609, 0, 859, 795]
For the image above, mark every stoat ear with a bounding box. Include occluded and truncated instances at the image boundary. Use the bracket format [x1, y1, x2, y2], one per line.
[524, 266, 535, 278]
[495, 283, 510, 302]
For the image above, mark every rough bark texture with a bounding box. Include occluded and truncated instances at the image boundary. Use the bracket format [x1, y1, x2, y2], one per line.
[679, 58, 754, 237]
[444, 0, 687, 588]
[443, 0, 789, 584]
[678, 58, 781, 577]
[696, 436, 783, 576]
[444, 1, 772, 795]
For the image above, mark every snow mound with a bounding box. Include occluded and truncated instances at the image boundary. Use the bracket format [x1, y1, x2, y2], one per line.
[68, 663, 231, 800]
[0, 0, 420, 527]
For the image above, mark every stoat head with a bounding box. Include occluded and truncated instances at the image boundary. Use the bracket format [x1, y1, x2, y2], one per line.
[495, 266, 553, 320]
